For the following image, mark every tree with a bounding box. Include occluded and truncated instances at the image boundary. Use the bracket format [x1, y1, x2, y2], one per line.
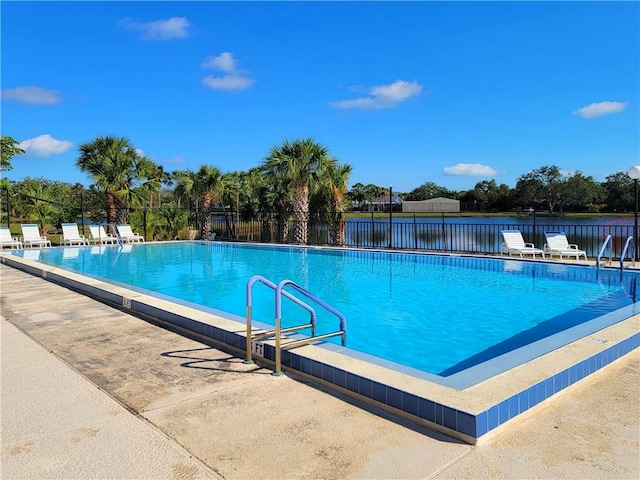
[155, 203, 189, 240]
[405, 182, 453, 201]
[460, 180, 513, 211]
[563, 172, 605, 212]
[603, 172, 634, 212]
[221, 171, 242, 237]
[472, 180, 499, 204]
[76, 135, 155, 223]
[174, 169, 199, 231]
[192, 164, 223, 240]
[20, 179, 62, 233]
[1, 136, 25, 201]
[514, 165, 566, 213]
[346, 182, 366, 210]
[263, 138, 337, 244]
[265, 168, 294, 243]
[327, 164, 352, 246]
[146, 164, 173, 209]
[1, 135, 24, 172]
[239, 167, 283, 242]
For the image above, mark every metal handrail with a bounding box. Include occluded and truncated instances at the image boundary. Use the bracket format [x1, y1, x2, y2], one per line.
[620, 236, 635, 271]
[596, 235, 613, 269]
[244, 275, 316, 366]
[109, 223, 124, 247]
[273, 279, 347, 375]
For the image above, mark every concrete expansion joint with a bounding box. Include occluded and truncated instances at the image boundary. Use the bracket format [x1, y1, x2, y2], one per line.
[140, 377, 267, 414]
[424, 446, 475, 479]
[129, 413, 223, 480]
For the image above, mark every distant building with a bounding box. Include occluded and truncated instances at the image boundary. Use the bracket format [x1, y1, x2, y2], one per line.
[402, 197, 460, 213]
[366, 193, 402, 212]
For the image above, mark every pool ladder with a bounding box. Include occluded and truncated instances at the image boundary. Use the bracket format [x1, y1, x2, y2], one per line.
[244, 275, 347, 376]
[596, 235, 635, 271]
[620, 236, 635, 270]
[108, 223, 124, 247]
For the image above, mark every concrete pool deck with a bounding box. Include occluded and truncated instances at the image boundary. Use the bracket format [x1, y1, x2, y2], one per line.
[1, 263, 639, 479]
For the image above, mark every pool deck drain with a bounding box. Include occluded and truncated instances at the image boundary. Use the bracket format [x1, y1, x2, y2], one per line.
[1, 263, 639, 479]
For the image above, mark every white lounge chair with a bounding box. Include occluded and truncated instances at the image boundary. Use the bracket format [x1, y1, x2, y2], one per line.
[20, 224, 52, 248]
[501, 230, 545, 259]
[543, 232, 587, 261]
[0, 227, 23, 249]
[61, 223, 89, 246]
[116, 224, 144, 243]
[88, 225, 117, 245]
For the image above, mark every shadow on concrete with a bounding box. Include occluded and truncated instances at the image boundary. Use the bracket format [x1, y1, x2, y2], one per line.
[161, 347, 269, 374]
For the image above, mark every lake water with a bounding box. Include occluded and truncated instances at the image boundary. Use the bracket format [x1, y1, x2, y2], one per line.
[342, 215, 634, 256]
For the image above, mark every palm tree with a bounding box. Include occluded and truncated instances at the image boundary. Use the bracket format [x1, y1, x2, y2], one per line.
[156, 203, 189, 240]
[76, 135, 154, 223]
[241, 167, 278, 242]
[192, 164, 223, 240]
[221, 171, 241, 238]
[174, 169, 199, 233]
[327, 164, 352, 246]
[146, 164, 173, 209]
[22, 181, 60, 235]
[263, 138, 337, 244]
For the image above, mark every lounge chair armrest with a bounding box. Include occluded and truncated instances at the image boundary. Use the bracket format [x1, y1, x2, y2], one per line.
[524, 242, 534, 248]
[568, 244, 578, 249]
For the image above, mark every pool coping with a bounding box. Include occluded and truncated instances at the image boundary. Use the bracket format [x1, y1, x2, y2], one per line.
[2, 248, 638, 444]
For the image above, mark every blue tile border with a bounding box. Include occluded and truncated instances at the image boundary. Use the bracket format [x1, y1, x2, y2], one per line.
[279, 329, 638, 442]
[473, 331, 639, 439]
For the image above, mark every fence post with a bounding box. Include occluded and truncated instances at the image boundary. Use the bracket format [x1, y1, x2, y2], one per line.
[5, 185, 10, 228]
[441, 212, 446, 251]
[370, 211, 374, 247]
[80, 192, 85, 233]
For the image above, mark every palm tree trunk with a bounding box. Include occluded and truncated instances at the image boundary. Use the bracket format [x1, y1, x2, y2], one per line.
[200, 195, 212, 240]
[293, 183, 309, 244]
[260, 213, 271, 242]
[277, 210, 289, 243]
[106, 194, 117, 224]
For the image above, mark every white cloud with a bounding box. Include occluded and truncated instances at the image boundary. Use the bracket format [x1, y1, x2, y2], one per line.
[573, 101, 628, 118]
[119, 17, 191, 40]
[330, 80, 423, 110]
[18, 134, 74, 158]
[201, 52, 237, 72]
[444, 163, 497, 176]
[1, 86, 62, 105]
[201, 52, 254, 91]
[202, 75, 254, 91]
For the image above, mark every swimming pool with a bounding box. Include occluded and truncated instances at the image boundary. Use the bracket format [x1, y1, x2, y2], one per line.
[4, 242, 638, 443]
[9, 242, 638, 380]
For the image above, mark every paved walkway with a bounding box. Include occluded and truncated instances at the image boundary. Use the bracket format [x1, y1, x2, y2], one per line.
[1, 263, 639, 479]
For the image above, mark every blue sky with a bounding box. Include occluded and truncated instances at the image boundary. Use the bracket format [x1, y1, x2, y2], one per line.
[2, 1, 638, 193]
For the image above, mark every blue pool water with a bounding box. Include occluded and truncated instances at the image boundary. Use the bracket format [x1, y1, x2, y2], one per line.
[15, 242, 637, 376]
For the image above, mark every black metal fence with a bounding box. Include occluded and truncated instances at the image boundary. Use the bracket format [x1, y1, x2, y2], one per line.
[5, 189, 633, 259]
[210, 215, 634, 259]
